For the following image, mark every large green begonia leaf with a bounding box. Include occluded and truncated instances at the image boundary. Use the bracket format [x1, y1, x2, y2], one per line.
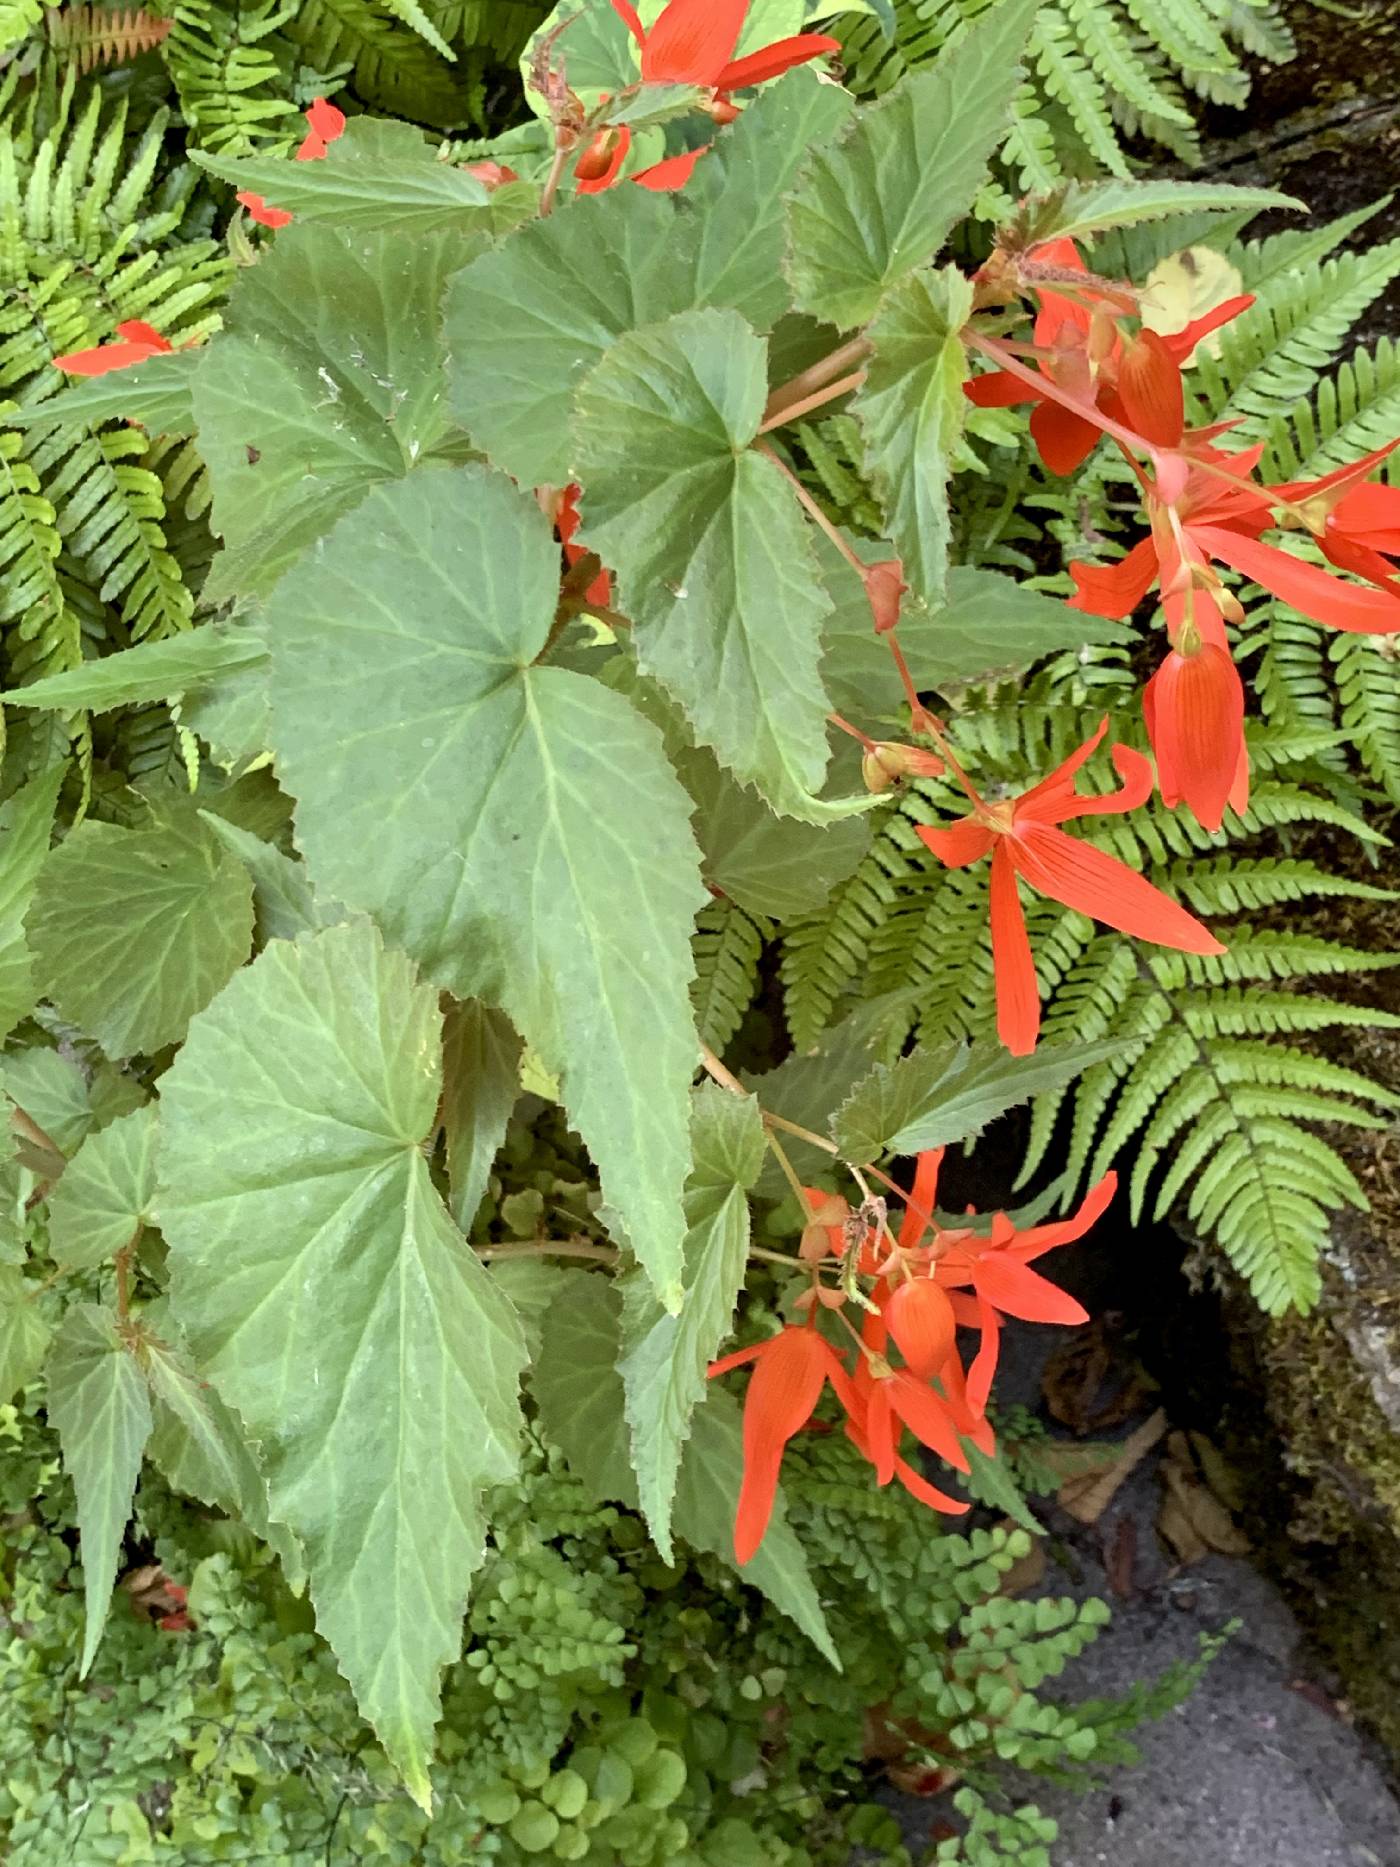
[534, 1269, 836, 1664]
[194, 223, 464, 605]
[786, 0, 1040, 328]
[574, 307, 857, 822]
[854, 265, 974, 604]
[265, 466, 705, 1306]
[156, 920, 527, 1805]
[46, 1304, 152, 1676]
[28, 808, 254, 1060]
[0, 766, 63, 1046]
[618, 1084, 764, 1557]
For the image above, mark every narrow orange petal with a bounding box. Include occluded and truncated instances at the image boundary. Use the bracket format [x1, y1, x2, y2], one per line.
[1117, 330, 1184, 447]
[897, 1148, 944, 1249]
[1067, 537, 1160, 617]
[1030, 398, 1102, 475]
[236, 192, 293, 229]
[887, 1369, 970, 1471]
[1195, 524, 1400, 635]
[641, 0, 746, 83]
[305, 96, 346, 143]
[989, 843, 1041, 1056]
[973, 1255, 1089, 1325]
[633, 146, 707, 192]
[1011, 1169, 1117, 1263]
[114, 320, 170, 350]
[892, 1454, 970, 1514]
[575, 125, 632, 193]
[715, 32, 841, 89]
[1142, 640, 1243, 833]
[916, 818, 995, 870]
[1010, 824, 1225, 955]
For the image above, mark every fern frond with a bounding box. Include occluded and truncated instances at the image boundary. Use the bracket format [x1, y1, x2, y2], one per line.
[284, 0, 470, 128]
[47, 4, 172, 73]
[162, 0, 301, 155]
[691, 900, 768, 1055]
[784, 709, 1397, 1315]
[1193, 234, 1400, 439]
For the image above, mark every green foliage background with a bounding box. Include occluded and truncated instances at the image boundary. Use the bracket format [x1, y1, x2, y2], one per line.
[0, 0, 1396, 1860]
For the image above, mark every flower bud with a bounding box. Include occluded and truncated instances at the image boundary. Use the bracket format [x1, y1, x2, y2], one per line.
[705, 95, 743, 125]
[862, 742, 946, 793]
[575, 126, 626, 182]
[864, 558, 907, 634]
[886, 1278, 957, 1379]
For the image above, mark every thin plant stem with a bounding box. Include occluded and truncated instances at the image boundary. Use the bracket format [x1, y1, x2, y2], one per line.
[762, 337, 872, 428]
[754, 440, 868, 578]
[763, 1110, 839, 1155]
[538, 137, 572, 217]
[757, 369, 867, 435]
[478, 1239, 618, 1265]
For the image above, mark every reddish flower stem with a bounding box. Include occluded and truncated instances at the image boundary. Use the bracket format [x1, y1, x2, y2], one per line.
[757, 369, 868, 435]
[754, 440, 868, 577]
[761, 337, 872, 429]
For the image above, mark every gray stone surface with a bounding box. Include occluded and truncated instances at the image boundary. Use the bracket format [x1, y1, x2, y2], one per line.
[885, 1319, 1400, 1866]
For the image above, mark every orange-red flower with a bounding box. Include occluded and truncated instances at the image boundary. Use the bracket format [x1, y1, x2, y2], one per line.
[886, 1147, 1115, 1411]
[708, 1323, 858, 1564]
[967, 238, 1254, 476]
[916, 720, 1224, 1054]
[611, 0, 839, 90]
[52, 319, 175, 377]
[295, 95, 346, 162]
[236, 191, 294, 229]
[1264, 442, 1400, 599]
[556, 484, 613, 609]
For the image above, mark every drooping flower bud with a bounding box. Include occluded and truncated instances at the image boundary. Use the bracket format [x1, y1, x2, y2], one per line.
[862, 741, 946, 793]
[864, 558, 907, 634]
[886, 1278, 957, 1379]
[800, 1188, 848, 1262]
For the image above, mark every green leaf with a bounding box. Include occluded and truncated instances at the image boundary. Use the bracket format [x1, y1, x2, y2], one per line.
[962, 1439, 1041, 1534]
[832, 1037, 1134, 1163]
[535, 1270, 836, 1663]
[3, 1049, 105, 1157]
[746, 992, 913, 1194]
[0, 1266, 51, 1401]
[178, 615, 271, 768]
[0, 766, 63, 1045]
[610, 659, 869, 918]
[521, 0, 808, 116]
[142, 1317, 305, 1590]
[818, 546, 1133, 721]
[266, 467, 704, 1307]
[688, 70, 855, 331]
[156, 920, 527, 1804]
[196, 119, 504, 234]
[619, 1084, 764, 1557]
[854, 265, 973, 603]
[28, 809, 254, 1059]
[575, 307, 854, 821]
[47, 1105, 157, 1272]
[2, 623, 266, 714]
[1021, 178, 1304, 250]
[443, 111, 832, 494]
[6, 350, 199, 432]
[444, 189, 700, 487]
[45, 1303, 152, 1676]
[442, 1000, 521, 1233]
[194, 224, 461, 605]
[198, 814, 349, 945]
[683, 747, 871, 917]
[786, 0, 1040, 328]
